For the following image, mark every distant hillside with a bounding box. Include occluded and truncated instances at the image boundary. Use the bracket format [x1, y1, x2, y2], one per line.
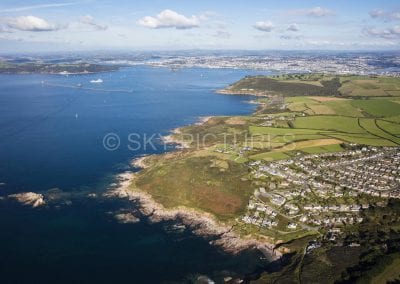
[219, 73, 400, 98]
[0, 62, 119, 74]
[218, 75, 341, 97]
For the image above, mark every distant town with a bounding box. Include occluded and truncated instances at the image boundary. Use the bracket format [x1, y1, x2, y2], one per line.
[1, 51, 400, 76]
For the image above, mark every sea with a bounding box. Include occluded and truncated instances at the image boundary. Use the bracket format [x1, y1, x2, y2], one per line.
[0, 66, 275, 283]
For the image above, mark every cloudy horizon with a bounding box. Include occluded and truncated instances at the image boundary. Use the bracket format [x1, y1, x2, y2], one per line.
[0, 0, 399, 53]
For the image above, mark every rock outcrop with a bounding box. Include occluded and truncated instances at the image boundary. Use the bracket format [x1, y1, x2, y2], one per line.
[8, 192, 45, 208]
[105, 172, 281, 260]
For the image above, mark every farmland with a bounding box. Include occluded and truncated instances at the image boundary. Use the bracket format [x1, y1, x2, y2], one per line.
[292, 115, 364, 133]
[133, 76, 400, 226]
[339, 76, 400, 97]
[220, 73, 400, 98]
[131, 74, 400, 283]
[136, 77, 400, 212]
[351, 99, 400, 117]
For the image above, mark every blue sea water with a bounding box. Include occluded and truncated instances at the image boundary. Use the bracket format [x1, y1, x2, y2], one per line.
[0, 66, 274, 283]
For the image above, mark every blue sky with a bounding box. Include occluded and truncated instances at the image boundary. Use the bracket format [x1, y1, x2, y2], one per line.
[0, 0, 399, 52]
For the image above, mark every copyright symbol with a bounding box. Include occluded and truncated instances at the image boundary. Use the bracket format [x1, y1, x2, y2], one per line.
[103, 133, 120, 151]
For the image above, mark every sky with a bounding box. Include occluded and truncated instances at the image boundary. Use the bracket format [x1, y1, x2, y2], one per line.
[0, 0, 400, 52]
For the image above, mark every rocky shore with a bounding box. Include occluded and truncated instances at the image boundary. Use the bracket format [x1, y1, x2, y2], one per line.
[113, 211, 140, 224]
[162, 127, 191, 149]
[195, 116, 213, 125]
[105, 172, 282, 260]
[162, 116, 211, 149]
[131, 155, 151, 169]
[8, 192, 46, 208]
[216, 88, 271, 97]
[105, 112, 282, 260]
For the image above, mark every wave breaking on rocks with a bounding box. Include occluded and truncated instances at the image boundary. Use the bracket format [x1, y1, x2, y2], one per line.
[105, 172, 281, 260]
[8, 192, 46, 208]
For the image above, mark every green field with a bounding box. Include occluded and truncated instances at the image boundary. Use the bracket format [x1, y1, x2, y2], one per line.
[325, 100, 365, 117]
[226, 75, 341, 97]
[249, 151, 290, 161]
[358, 118, 400, 145]
[293, 115, 365, 133]
[376, 120, 400, 136]
[249, 96, 400, 151]
[270, 134, 327, 144]
[249, 125, 323, 135]
[386, 115, 400, 123]
[327, 133, 396, 146]
[226, 74, 400, 98]
[135, 155, 252, 220]
[301, 143, 344, 154]
[339, 76, 400, 97]
[351, 99, 400, 117]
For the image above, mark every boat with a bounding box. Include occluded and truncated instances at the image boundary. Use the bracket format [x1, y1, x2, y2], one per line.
[90, 78, 103, 83]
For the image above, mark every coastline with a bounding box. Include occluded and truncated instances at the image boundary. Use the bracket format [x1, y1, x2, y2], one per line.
[161, 116, 212, 149]
[105, 172, 282, 260]
[162, 132, 191, 149]
[216, 88, 271, 97]
[195, 116, 213, 125]
[108, 113, 282, 261]
[131, 155, 151, 169]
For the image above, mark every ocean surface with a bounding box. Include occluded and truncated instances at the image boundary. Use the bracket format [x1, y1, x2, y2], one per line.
[0, 66, 274, 283]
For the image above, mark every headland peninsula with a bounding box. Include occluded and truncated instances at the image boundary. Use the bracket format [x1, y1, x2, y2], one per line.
[120, 73, 400, 283]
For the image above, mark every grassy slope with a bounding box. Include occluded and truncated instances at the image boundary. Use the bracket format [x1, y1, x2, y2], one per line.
[351, 99, 400, 117]
[358, 118, 400, 145]
[377, 120, 400, 136]
[135, 154, 252, 220]
[293, 115, 365, 133]
[227, 75, 341, 97]
[339, 76, 400, 97]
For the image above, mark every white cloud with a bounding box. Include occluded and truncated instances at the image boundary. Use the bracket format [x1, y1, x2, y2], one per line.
[287, 23, 299, 32]
[363, 26, 400, 39]
[0, 2, 79, 13]
[369, 9, 400, 21]
[5, 16, 59, 31]
[307, 7, 334, 17]
[80, 15, 108, 31]
[253, 21, 274, 32]
[137, 9, 200, 29]
[213, 30, 231, 39]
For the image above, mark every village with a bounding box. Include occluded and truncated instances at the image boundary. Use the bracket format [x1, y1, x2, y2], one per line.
[240, 146, 400, 236]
